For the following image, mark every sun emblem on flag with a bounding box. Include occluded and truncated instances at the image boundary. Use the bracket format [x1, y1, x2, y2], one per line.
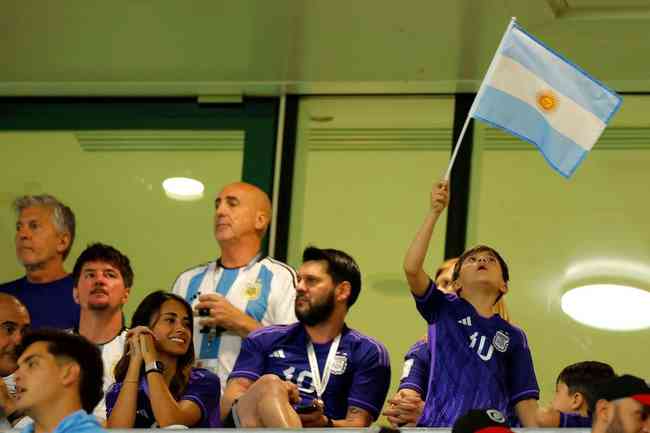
[536, 89, 559, 113]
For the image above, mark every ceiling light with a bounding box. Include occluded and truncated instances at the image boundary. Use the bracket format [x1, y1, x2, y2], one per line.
[561, 284, 650, 331]
[162, 177, 204, 201]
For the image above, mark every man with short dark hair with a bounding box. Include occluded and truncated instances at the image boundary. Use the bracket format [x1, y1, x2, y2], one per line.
[591, 375, 650, 433]
[14, 329, 106, 433]
[72, 243, 132, 420]
[0, 294, 31, 428]
[0, 194, 79, 330]
[221, 246, 391, 428]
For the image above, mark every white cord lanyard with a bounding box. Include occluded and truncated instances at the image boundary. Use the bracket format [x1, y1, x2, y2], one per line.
[306, 334, 341, 400]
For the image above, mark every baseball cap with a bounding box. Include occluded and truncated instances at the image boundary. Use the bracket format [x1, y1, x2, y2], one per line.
[452, 409, 513, 433]
[594, 374, 650, 406]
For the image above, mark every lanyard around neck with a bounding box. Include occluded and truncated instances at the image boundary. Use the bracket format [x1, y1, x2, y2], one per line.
[306, 334, 341, 400]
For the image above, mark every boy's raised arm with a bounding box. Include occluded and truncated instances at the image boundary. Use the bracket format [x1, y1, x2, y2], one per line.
[403, 181, 449, 296]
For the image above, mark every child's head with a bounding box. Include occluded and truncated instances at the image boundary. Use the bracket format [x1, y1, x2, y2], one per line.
[435, 258, 459, 294]
[451, 245, 509, 301]
[552, 361, 616, 416]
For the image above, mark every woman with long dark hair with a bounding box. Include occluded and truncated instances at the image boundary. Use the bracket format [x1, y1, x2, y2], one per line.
[106, 291, 220, 428]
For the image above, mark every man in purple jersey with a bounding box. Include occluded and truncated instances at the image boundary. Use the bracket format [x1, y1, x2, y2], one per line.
[403, 181, 539, 427]
[221, 246, 391, 428]
[591, 375, 650, 433]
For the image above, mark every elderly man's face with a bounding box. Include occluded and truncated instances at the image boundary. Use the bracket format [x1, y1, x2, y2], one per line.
[0, 301, 30, 376]
[15, 206, 68, 269]
[213, 183, 268, 244]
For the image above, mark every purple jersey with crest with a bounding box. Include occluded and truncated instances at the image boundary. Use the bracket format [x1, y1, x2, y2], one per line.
[105, 368, 221, 428]
[398, 340, 429, 397]
[230, 322, 391, 420]
[415, 280, 539, 427]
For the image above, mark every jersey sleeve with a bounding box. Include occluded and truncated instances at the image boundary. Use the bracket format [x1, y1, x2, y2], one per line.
[229, 330, 268, 382]
[398, 340, 430, 396]
[180, 369, 221, 427]
[507, 327, 540, 405]
[266, 264, 298, 325]
[413, 279, 446, 323]
[347, 340, 392, 420]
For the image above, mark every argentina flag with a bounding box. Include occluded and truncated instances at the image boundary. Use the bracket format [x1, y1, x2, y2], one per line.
[470, 19, 622, 178]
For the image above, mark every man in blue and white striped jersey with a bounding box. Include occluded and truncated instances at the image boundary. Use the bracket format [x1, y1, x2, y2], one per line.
[172, 182, 297, 390]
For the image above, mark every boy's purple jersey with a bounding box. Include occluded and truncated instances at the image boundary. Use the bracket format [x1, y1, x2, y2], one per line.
[414, 280, 539, 427]
[398, 340, 430, 397]
[230, 322, 391, 420]
[559, 412, 591, 428]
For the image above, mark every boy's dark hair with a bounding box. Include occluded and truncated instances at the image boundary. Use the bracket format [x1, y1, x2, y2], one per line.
[302, 246, 362, 307]
[452, 245, 510, 283]
[16, 329, 104, 413]
[451, 246, 509, 304]
[72, 243, 134, 288]
[557, 361, 615, 415]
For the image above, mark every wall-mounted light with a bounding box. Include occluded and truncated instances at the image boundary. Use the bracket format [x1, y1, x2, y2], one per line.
[162, 177, 204, 201]
[561, 284, 650, 331]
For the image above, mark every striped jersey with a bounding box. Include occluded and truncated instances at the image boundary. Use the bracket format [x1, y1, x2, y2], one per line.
[172, 256, 297, 389]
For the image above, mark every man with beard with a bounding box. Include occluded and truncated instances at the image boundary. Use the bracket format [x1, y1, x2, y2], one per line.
[220, 246, 391, 428]
[1, 195, 79, 330]
[0, 294, 31, 428]
[591, 375, 650, 433]
[72, 243, 132, 421]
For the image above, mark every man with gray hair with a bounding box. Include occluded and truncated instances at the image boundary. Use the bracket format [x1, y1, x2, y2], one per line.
[0, 194, 80, 329]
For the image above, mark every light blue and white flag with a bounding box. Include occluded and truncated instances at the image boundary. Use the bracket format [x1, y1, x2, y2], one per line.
[469, 19, 622, 178]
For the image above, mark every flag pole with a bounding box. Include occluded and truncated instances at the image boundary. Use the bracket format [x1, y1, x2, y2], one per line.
[443, 17, 518, 181]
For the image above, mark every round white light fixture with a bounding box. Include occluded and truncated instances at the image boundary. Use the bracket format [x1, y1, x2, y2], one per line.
[162, 177, 204, 201]
[561, 284, 650, 331]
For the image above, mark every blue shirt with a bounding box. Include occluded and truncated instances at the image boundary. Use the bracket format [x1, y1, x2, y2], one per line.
[105, 367, 220, 428]
[230, 323, 391, 420]
[415, 281, 539, 427]
[0, 275, 80, 330]
[21, 410, 105, 433]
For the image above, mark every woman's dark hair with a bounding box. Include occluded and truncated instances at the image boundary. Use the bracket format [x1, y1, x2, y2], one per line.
[113, 291, 195, 399]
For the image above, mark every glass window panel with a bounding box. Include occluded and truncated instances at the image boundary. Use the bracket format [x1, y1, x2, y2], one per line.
[0, 130, 243, 317]
[467, 95, 650, 402]
[288, 95, 455, 395]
